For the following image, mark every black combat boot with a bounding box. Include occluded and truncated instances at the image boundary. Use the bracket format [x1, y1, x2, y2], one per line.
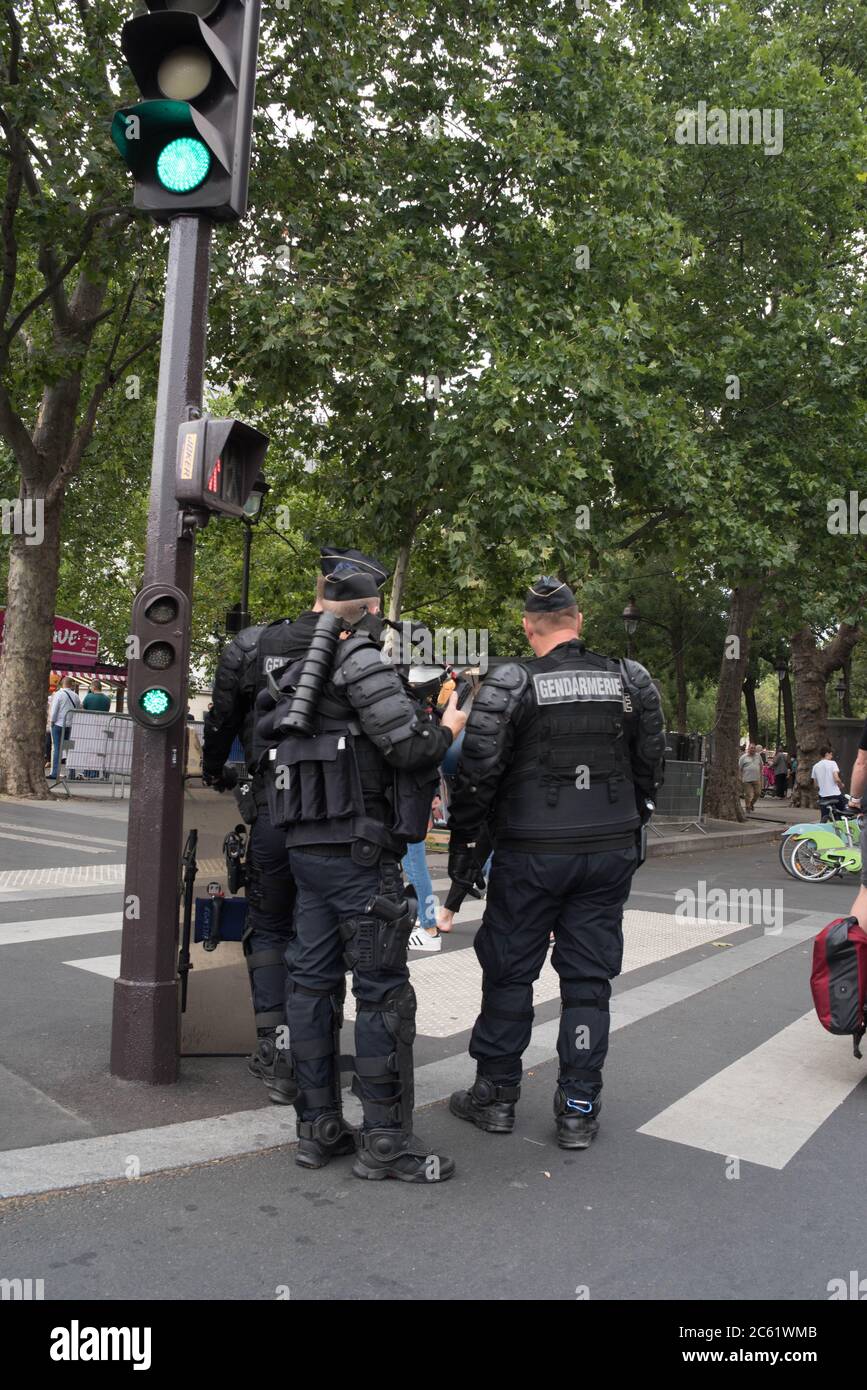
[247, 1030, 296, 1105]
[554, 1091, 601, 1150]
[295, 1112, 358, 1169]
[352, 1128, 455, 1183]
[449, 1076, 520, 1133]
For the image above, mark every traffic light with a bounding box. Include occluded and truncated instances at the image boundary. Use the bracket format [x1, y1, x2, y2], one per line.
[175, 416, 268, 518]
[128, 585, 192, 729]
[111, 0, 262, 221]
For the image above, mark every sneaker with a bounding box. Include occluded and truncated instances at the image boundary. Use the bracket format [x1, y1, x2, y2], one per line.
[408, 926, 441, 952]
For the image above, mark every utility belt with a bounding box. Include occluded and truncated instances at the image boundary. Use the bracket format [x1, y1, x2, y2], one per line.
[288, 815, 407, 865]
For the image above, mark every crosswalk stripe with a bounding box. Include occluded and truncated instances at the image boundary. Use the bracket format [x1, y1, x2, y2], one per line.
[0, 821, 125, 847]
[0, 915, 828, 1199]
[64, 954, 120, 978]
[347, 909, 748, 1037]
[637, 1010, 864, 1170]
[0, 864, 126, 893]
[59, 909, 750, 1038]
[0, 913, 121, 946]
[0, 832, 116, 854]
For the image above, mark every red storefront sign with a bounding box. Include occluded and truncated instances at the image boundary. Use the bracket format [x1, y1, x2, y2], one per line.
[0, 610, 100, 664]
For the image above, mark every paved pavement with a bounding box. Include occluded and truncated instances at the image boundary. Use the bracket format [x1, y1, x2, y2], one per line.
[0, 793, 864, 1302]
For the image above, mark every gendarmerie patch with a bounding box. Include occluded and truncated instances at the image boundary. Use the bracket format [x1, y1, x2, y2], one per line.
[532, 670, 624, 705]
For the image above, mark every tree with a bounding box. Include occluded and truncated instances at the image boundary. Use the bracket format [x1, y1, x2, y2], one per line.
[0, 1, 162, 795]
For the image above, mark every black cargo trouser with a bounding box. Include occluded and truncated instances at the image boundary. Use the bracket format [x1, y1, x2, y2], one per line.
[287, 848, 411, 1125]
[468, 845, 638, 1104]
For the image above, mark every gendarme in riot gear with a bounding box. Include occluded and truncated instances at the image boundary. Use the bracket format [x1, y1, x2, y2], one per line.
[201, 546, 388, 1104]
[447, 576, 665, 1150]
[255, 558, 466, 1180]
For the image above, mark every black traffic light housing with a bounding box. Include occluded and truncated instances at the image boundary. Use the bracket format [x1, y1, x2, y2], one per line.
[175, 415, 268, 518]
[111, 0, 262, 221]
[128, 584, 192, 728]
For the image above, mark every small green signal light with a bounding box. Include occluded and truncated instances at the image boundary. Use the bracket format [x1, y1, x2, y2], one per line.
[139, 687, 173, 718]
[156, 137, 211, 193]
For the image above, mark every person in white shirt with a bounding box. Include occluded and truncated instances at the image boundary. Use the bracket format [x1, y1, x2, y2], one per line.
[811, 747, 847, 820]
[49, 678, 80, 779]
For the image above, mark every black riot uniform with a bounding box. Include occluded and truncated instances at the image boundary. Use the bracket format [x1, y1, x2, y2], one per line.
[447, 577, 665, 1150]
[202, 546, 385, 1103]
[255, 560, 456, 1181]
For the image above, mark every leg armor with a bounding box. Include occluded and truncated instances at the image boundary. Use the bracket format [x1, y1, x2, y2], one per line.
[353, 982, 417, 1137]
[288, 976, 352, 1121]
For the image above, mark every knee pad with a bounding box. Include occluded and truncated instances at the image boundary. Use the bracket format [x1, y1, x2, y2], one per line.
[381, 982, 417, 1048]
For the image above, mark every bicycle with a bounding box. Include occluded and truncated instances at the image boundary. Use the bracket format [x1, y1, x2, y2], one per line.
[780, 804, 863, 882]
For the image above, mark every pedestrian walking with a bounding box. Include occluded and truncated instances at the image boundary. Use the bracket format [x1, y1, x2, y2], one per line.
[48, 677, 80, 779]
[738, 742, 763, 813]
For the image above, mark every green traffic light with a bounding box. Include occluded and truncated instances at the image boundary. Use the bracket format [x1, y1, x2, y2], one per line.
[139, 687, 173, 718]
[156, 137, 211, 193]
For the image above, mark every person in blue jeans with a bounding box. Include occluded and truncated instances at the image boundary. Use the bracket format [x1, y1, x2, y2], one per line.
[404, 837, 441, 952]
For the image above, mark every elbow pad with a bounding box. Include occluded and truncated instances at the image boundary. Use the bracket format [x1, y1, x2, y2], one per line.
[621, 659, 666, 780]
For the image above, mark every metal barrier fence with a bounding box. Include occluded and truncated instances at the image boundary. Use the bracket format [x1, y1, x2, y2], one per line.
[49, 710, 135, 797]
[652, 759, 706, 834]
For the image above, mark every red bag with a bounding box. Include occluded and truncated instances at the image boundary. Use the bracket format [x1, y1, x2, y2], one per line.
[811, 916, 867, 1057]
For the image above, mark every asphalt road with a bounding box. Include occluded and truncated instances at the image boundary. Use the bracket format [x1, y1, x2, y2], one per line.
[1, 796, 864, 1302]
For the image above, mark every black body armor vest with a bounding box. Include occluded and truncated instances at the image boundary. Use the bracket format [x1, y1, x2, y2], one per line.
[495, 641, 639, 851]
[266, 660, 438, 856]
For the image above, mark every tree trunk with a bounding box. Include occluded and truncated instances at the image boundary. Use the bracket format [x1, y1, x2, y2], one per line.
[742, 673, 759, 744]
[672, 626, 687, 734]
[0, 497, 62, 796]
[781, 669, 796, 753]
[0, 272, 107, 796]
[386, 529, 416, 625]
[704, 584, 761, 821]
[790, 623, 861, 807]
[842, 650, 855, 719]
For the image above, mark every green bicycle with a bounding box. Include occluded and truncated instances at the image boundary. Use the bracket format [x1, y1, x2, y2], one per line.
[782, 806, 863, 883]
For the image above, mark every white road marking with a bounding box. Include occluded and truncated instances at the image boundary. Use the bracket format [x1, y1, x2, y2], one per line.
[638, 1011, 866, 1170]
[63, 954, 121, 978]
[347, 911, 750, 1037]
[0, 831, 115, 854]
[0, 864, 126, 894]
[0, 914, 827, 1198]
[0, 821, 125, 847]
[0, 914, 121, 946]
[61, 910, 752, 1037]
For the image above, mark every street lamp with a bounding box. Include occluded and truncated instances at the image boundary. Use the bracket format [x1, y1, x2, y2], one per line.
[238, 473, 270, 630]
[622, 595, 640, 660]
[835, 675, 847, 713]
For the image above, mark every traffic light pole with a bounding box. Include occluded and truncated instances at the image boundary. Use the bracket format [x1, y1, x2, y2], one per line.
[111, 215, 212, 1083]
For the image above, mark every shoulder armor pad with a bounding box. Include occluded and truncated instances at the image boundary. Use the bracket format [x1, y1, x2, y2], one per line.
[237, 624, 267, 653]
[332, 634, 388, 688]
[473, 662, 529, 714]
